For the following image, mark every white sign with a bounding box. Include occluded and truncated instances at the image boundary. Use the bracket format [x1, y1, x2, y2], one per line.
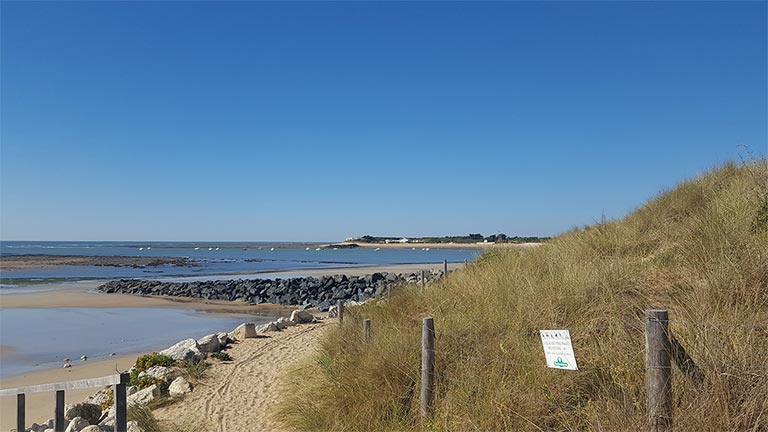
[539, 330, 578, 370]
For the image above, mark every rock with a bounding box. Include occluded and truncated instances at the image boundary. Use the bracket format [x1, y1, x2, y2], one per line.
[127, 384, 159, 406]
[65, 417, 90, 432]
[29, 423, 42, 432]
[159, 338, 202, 362]
[127, 420, 144, 432]
[65, 403, 102, 424]
[230, 323, 257, 340]
[216, 332, 229, 346]
[196, 334, 221, 353]
[80, 427, 103, 432]
[126, 386, 138, 396]
[290, 309, 314, 324]
[276, 317, 295, 329]
[138, 365, 173, 381]
[85, 389, 111, 406]
[255, 322, 278, 333]
[328, 305, 338, 318]
[168, 376, 193, 397]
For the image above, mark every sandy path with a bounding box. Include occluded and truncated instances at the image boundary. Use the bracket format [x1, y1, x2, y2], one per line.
[155, 320, 332, 432]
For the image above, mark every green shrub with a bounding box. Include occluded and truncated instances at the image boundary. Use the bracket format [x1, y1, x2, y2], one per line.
[130, 353, 176, 389]
[211, 352, 232, 361]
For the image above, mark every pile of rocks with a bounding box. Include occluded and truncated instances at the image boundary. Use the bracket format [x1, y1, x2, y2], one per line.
[98, 271, 444, 310]
[22, 308, 322, 432]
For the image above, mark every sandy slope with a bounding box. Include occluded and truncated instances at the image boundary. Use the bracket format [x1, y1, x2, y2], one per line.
[154, 320, 332, 432]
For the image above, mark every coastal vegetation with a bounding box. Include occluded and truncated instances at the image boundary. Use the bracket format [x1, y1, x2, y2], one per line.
[277, 161, 768, 431]
[352, 234, 550, 244]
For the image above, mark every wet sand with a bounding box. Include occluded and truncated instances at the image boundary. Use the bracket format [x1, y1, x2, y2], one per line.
[0, 355, 138, 431]
[0, 255, 190, 271]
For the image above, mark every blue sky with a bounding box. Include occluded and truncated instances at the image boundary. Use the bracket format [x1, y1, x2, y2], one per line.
[1, 1, 766, 242]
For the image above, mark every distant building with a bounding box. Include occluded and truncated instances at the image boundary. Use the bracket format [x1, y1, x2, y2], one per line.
[398, 238, 410, 243]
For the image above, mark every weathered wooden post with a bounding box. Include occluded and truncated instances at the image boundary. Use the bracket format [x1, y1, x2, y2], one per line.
[54, 390, 65, 432]
[443, 259, 448, 278]
[646, 309, 673, 432]
[420, 317, 435, 418]
[421, 270, 426, 287]
[17, 393, 25, 432]
[337, 300, 345, 324]
[114, 372, 130, 432]
[363, 319, 372, 340]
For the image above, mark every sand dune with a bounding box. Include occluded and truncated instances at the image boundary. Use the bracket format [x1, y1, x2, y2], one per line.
[155, 320, 332, 431]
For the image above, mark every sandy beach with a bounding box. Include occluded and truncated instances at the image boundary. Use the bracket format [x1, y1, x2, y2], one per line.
[0, 262, 455, 430]
[0, 354, 138, 431]
[155, 320, 332, 432]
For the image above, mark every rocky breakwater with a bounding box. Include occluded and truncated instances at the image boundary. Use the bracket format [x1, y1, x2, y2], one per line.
[97, 270, 444, 310]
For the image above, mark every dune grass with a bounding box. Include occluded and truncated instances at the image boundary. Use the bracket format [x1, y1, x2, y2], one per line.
[276, 161, 768, 431]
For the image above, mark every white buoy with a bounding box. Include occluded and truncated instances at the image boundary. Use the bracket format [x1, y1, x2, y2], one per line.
[315, 248, 321, 251]
[139, 247, 144, 251]
[194, 247, 200, 250]
[208, 247, 213, 251]
[425, 248, 430, 251]
[146, 247, 150, 250]
[216, 247, 220, 251]
[270, 247, 275, 251]
[306, 247, 310, 250]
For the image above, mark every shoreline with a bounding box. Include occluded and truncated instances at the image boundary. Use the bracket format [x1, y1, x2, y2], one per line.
[0, 261, 460, 430]
[342, 241, 542, 249]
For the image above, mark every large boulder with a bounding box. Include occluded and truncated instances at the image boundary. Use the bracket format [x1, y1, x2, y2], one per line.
[64, 417, 90, 432]
[275, 317, 295, 330]
[197, 334, 221, 353]
[290, 309, 314, 324]
[138, 365, 173, 381]
[64, 403, 102, 424]
[255, 322, 278, 333]
[168, 376, 193, 397]
[216, 332, 229, 346]
[127, 384, 160, 406]
[159, 338, 202, 362]
[230, 323, 257, 340]
[79, 427, 102, 432]
[84, 389, 111, 406]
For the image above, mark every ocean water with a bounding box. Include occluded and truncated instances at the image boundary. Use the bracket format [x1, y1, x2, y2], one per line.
[0, 308, 278, 377]
[0, 241, 482, 283]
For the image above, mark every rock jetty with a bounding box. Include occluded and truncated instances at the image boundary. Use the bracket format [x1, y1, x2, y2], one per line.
[97, 271, 444, 310]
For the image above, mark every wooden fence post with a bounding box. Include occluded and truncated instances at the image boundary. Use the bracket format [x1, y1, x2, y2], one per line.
[443, 260, 448, 278]
[114, 372, 130, 432]
[420, 317, 435, 418]
[363, 319, 372, 340]
[421, 270, 426, 287]
[646, 309, 673, 432]
[337, 301, 345, 324]
[54, 390, 65, 432]
[17, 393, 25, 432]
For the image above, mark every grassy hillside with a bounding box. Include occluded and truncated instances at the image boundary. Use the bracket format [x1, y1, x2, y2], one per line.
[277, 161, 768, 431]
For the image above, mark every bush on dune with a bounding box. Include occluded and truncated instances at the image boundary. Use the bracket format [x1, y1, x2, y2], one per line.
[276, 161, 768, 431]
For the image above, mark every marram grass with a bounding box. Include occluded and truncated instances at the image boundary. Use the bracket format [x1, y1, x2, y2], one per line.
[276, 161, 768, 431]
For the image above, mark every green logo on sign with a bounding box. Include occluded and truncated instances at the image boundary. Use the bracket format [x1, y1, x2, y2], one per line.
[554, 357, 568, 368]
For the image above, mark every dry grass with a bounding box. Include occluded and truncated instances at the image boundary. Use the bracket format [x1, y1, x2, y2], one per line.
[128, 403, 207, 432]
[276, 161, 768, 431]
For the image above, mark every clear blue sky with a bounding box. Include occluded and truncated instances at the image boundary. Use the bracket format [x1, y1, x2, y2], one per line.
[1, 1, 766, 242]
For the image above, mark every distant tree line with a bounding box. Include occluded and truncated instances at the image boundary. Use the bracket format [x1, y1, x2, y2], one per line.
[353, 234, 550, 244]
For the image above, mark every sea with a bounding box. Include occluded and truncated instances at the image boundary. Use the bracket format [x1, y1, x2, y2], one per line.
[0, 241, 482, 377]
[0, 241, 482, 285]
